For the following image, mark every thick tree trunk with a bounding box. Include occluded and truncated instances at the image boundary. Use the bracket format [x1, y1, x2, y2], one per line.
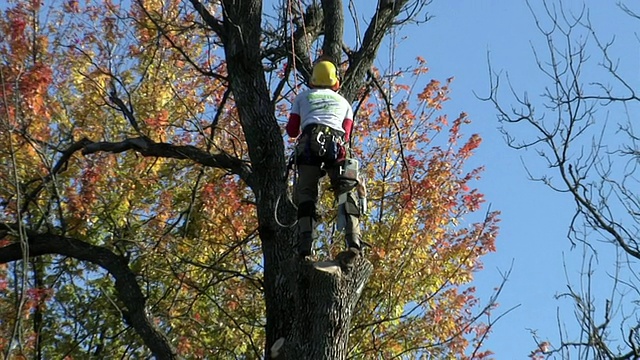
[218, 1, 300, 356]
[271, 254, 373, 360]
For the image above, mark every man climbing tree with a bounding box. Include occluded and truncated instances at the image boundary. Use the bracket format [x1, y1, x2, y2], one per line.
[286, 59, 363, 260]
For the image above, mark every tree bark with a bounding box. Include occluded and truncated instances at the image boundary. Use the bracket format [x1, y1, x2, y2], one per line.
[218, 1, 300, 356]
[272, 255, 373, 359]
[320, 0, 344, 63]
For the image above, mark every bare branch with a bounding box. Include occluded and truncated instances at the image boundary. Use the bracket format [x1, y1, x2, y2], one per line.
[187, 0, 226, 41]
[137, 0, 228, 80]
[80, 136, 253, 186]
[487, 1, 640, 357]
[341, 0, 413, 102]
[369, 72, 414, 196]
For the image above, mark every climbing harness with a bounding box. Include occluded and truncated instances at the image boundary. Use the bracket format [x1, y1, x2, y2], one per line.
[295, 124, 345, 166]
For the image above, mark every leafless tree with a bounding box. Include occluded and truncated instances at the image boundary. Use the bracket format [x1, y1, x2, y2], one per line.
[486, 1, 640, 358]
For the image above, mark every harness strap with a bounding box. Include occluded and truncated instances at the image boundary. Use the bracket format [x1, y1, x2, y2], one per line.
[303, 124, 346, 147]
[295, 124, 347, 166]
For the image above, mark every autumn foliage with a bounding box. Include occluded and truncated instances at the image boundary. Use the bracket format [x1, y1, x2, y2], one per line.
[0, 0, 499, 359]
[344, 61, 497, 358]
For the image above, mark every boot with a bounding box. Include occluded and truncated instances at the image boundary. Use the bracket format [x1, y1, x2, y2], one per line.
[338, 233, 362, 269]
[298, 231, 314, 257]
[345, 233, 362, 255]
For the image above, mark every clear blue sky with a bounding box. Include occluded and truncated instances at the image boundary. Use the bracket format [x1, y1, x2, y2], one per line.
[358, 1, 639, 358]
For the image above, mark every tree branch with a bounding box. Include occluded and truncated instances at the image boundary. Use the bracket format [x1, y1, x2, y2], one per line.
[370, 73, 414, 196]
[341, 0, 411, 102]
[20, 138, 93, 214]
[80, 136, 254, 187]
[187, 0, 226, 42]
[321, 0, 344, 63]
[137, 0, 228, 80]
[0, 229, 177, 360]
[107, 81, 144, 136]
[267, 3, 323, 100]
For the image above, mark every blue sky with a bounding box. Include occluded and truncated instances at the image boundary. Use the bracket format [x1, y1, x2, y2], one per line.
[360, 1, 640, 357]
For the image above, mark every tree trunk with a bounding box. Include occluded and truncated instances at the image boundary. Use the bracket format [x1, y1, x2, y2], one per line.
[271, 254, 373, 360]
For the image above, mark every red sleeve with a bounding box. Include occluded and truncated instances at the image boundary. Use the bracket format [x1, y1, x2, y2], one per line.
[286, 113, 301, 138]
[342, 118, 353, 142]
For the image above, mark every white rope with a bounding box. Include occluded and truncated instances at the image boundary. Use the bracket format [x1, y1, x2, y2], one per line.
[274, 192, 298, 228]
[274, 147, 299, 228]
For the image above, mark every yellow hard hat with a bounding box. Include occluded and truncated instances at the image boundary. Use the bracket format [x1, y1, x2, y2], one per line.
[310, 61, 339, 88]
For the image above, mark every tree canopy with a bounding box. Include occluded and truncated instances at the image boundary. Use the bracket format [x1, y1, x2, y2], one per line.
[0, 0, 499, 358]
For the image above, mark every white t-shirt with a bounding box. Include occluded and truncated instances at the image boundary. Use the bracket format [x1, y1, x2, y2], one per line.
[291, 88, 353, 134]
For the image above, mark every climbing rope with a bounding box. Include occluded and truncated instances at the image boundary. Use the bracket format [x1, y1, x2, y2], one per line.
[274, 147, 299, 228]
[286, 0, 315, 91]
[274, 0, 314, 228]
